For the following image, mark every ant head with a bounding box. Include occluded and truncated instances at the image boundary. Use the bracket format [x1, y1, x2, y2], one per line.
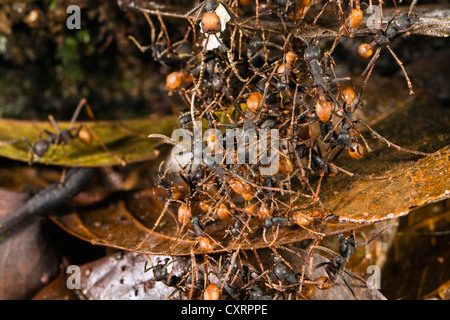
[295, 144, 309, 159]
[201, 12, 222, 34]
[263, 217, 273, 229]
[153, 258, 171, 281]
[394, 13, 418, 32]
[338, 233, 356, 257]
[32, 140, 51, 158]
[212, 73, 224, 91]
[336, 130, 352, 148]
[192, 166, 205, 182]
[178, 112, 192, 128]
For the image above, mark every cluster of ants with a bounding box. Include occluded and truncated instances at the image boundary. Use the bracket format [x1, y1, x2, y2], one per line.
[0, 0, 426, 300]
[130, 0, 426, 299]
[143, 227, 389, 300]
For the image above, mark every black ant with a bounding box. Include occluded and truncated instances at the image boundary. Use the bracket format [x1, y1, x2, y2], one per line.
[296, 35, 349, 93]
[190, 216, 206, 237]
[5, 99, 120, 166]
[144, 257, 182, 287]
[271, 255, 298, 285]
[295, 144, 330, 175]
[263, 216, 292, 229]
[129, 10, 193, 69]
[216, 252, 252, 299]
[33, 99, 92, 164]
[358, 0, 419, 95]
[186, 0, 248, 90]
[312, 226, 391, 299]
[229, 218, 244, 238]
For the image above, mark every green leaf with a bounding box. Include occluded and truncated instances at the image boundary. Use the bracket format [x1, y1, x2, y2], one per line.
[0, 116, 177, 167]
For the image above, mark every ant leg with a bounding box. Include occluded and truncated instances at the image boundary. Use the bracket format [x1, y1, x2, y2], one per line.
[219, 246, 241, 291]
[186, 2, 205, 22]
[193, 39, 208, 91]
[361, 45, 381, 78]
[340, 273, 359, 300]
[314, 261, 333, 271]
[298, 237, 321, 291]
[328, 163, 354, 177]
[48, 115, 61, 146]
[313, 1, 331, 25]
[143, 257, 154, 273]
[248, 41, 284, 51]
[256, 60, 280, 119]
[409, 0, 418, 14]
[227, 49, 248, 82]
[213, 34, 248, 83]
[128, 11, 156, 53]
[0, 137, 37, 164]
[360, 46, 381, 97]
[354, 224, 394, 246]
[386, 45, 414, 95]
[312, 245, 342, 259]
[357, 120, 437, 156]
[69, 98, 95, 130]
[156, 12, 172, 50]
[255, 0, 259, 29]
[45, 115, 66, 162]
[82, 125, 127, 166]
[56, 145, 71, 187]
[312, 151, 332, 213]
[151, 192, 177, 231]
[148, 133, 178, 145]
[219, 1, 251, 36]
[190, 91, 200, 135]
[0, 137, 33, 149]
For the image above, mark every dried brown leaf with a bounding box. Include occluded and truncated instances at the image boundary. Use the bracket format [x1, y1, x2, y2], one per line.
[49, 94, 450, 255]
